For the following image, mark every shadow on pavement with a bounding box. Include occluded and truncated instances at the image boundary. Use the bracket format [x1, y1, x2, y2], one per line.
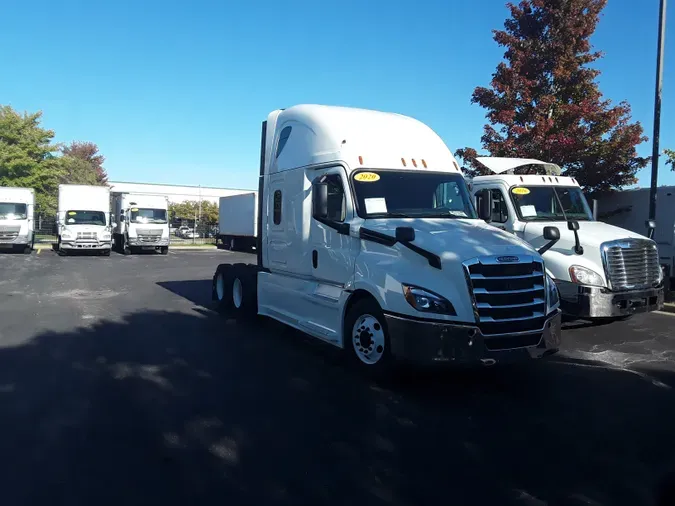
[157, 280, 213, 308]
[1, 307, 674, 506]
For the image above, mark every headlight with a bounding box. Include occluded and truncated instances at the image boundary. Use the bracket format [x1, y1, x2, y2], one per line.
[61, 230, 73, 239]
[402, 284, 456, 315]
[658, 266, 665, 284]
[569, 265, 605, 287]
[546, 274, 560, 311]
[101, 232, 111, 240]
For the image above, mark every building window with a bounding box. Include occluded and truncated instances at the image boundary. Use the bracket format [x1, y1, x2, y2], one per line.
[273, 190, 282, 225]
[275, 126, 292, 158]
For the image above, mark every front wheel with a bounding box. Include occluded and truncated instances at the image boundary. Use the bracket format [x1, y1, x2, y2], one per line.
[160, 247, 169, 255]
[344, 298, 393, 375]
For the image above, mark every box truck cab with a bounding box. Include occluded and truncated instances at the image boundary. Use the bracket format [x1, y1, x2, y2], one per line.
[469, 157, 664, 320]
[212, 105, 562, 372]
[112, 192, 170, 255]
[57, 184, 113, 256]
[0, 186, 35, 254]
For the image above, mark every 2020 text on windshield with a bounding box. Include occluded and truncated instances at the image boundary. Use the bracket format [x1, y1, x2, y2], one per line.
[0, 203, 27, 220]
[510, 186, 593, 222]
[130, 208, 167, 224]
[351, 170, 477, 220]
[65, 210, 107, 226]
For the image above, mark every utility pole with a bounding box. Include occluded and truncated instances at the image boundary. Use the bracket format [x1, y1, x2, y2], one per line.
[648, 0, 668, 237]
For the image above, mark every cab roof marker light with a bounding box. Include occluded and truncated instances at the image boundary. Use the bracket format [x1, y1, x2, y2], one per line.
[412, 159, 418, 168]
[401, 158, 407, 167]
[358, 156, 363, 165]
[542, 177, 546, 182]
[453, 161, 460, 171]
[422, 159, 428, 168]
[520, 176, 524, 182]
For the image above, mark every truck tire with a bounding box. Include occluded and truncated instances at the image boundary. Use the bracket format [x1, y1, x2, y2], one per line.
[23, 245, 32, 254]
[230, 263, 258, 320]
[122, 236, 131, 256]
[344, 298, 393, 375]
[213, 264, 234, 313]
[102, 249, 111, 257]
[160, 247, 169, 255]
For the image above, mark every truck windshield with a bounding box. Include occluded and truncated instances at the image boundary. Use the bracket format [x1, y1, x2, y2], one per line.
[131, 208, 167, 224]
[510, 186, 593, 221]
[65, 210, 107, 226]
[0, 203, 27, 220]
[352, 170, 477, 219]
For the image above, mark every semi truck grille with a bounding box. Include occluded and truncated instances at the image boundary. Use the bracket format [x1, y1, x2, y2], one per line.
[76, 232, 97, 241]
[601, 239, 661, 291]
[464, 255, 547, 339]
[0, 225, 20, 241]
[137, 229, 162, 243]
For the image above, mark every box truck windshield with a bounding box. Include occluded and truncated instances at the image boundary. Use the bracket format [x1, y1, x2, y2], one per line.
[130, 208, 167, 224]
[0, 203, 27, 220]
[510, 186, 593, 222]
[351, 170, 477, 219]
[65, 210, 107, 226]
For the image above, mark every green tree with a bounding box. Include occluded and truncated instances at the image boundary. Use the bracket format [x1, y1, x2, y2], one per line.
[666, 149, 675, 171]
[61, 141, 108, 184]
[456, 0, 648, 193]
[169, 200, 219, 223]
[0, 105, 64, 214]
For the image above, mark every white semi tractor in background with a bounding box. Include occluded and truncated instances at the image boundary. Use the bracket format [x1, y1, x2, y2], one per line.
[0, 186, 35, 254]
[468, 158, 665, 320]
[212, 104, 563, 373]
[57, 184, 113, 256]
[112, 192, 170, 255]
[217, 192, 258, 252]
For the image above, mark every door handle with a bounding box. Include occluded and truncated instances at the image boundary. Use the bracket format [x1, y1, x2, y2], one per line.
[312, 250, 318, 268]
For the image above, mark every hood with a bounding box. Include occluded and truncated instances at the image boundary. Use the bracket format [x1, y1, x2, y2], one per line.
[364, 218, 537, 262]
[522, 220, 649, 254]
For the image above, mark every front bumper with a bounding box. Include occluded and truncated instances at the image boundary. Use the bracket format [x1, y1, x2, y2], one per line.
[0, 235, 30, 247]
[60, 240, 111, 250]
[557, 280, 664, 318]
[127, 238, 170, 247]
[384, 310, 561, 366]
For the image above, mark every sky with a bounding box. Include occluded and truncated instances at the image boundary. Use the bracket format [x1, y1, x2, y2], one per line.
[0, 0, 672, 192]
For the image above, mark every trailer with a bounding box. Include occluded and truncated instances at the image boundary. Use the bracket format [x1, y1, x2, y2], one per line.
[216, 192, 257, 252]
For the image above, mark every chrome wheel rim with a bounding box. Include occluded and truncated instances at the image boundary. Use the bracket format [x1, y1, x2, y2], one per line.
[352, 314, 385, 365]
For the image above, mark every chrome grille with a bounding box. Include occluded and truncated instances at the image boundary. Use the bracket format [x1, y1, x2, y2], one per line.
[137, 229, 162, 243]
[76, 231, 97, 241]
[464, 255, 547, 338]
[0, 225, 20, 242]
[601, 239, 660, 291]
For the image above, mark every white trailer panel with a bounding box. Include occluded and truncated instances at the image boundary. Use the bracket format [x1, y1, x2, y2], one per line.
[218, 193, 258, 237]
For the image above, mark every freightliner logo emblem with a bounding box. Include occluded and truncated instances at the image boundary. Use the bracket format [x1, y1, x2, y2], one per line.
[497, 256, 519, 263]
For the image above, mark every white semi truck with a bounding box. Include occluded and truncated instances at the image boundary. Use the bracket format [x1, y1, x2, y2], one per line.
[57, 184, 113, 256]
[217, 192, 258, 252]
[112, 192, 170, 255]
[211, 105, 563, 373]
[0, 186, 35, 254]
[468, 158, 664, 320]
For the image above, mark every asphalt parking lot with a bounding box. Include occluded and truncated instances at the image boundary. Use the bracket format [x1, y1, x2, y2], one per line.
[1, 248, 674, 506]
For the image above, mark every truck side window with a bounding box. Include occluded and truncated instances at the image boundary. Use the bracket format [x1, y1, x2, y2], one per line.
[273, 190, 282, 225]
[275, 127, 292, 158]
[323, 175, 346, 222]
[491, 190, 508, 223]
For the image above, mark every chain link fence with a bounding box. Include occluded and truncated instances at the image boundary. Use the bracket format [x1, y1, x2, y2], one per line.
[34, 216, 218, 246]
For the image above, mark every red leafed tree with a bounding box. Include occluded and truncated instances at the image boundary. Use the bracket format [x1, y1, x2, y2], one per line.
[456, 0, 648, 193]
[61, 141, 108, 184]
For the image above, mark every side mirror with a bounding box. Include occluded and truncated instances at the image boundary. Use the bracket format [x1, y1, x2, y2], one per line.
[395, 226, 415, 243]
[312, 182, 328, 220]
[646, 219, 656, 230]
[477, 189, 492, 222]
[567, 220, 584, 254]
[543, 226, 560, 241]
[567, 220, 580, 231]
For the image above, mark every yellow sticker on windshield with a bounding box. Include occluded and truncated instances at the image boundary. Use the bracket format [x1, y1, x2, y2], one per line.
[512, 187, 531, 195]
[131, 208, 139, 212]
[67, 211, 76, 216]
[354, 172, 380, 182]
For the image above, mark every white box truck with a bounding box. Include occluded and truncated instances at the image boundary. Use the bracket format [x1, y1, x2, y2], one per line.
[468, 158, 665, 320]
[57, 184, 112, 256]
[596, 186, 674, 292]
[217, 192, 257, 252]
[0, 186, 35, 254]
[112, 192, 170, 255]
[211, 105, 563, 374]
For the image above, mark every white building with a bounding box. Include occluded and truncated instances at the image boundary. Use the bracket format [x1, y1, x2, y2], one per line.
[107, 181, 253, 205]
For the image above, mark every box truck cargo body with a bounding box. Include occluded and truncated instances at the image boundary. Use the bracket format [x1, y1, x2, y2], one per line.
[217, 192, 257, 251]
[112, 192, 170, 255]
[57, 184, 112, 255]
[0, 186, 35, 253]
